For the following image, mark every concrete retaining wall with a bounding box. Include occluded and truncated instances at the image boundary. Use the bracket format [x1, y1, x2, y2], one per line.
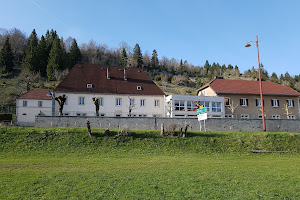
[35, 116, 300, 133]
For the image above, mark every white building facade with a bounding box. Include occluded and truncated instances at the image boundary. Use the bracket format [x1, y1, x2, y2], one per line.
[55, 92, 165, 118]
[16, 89, 52, 126]
[165, 94, 225, 118]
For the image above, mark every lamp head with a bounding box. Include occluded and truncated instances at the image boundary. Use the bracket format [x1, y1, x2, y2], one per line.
[47, 91, 52, 97]
[245, 43, 251, 47]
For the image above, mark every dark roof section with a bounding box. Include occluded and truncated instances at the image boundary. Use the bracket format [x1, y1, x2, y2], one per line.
[197, 78, 300, 96]
[55, 64, 165, 95]
[18, 89, 52, 100]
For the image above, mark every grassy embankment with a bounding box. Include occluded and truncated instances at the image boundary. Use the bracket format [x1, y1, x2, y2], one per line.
[1, 127, 299, 199]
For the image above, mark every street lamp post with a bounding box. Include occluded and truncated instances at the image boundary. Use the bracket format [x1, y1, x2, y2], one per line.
[245, 35, 266, 132]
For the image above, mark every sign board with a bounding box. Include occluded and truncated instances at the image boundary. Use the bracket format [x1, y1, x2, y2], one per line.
[197, 107, 207, 114]
[197, 113, 207, 121]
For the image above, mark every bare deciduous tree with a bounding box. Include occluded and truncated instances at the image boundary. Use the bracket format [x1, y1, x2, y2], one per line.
[127, 96, 137, 117]
[227, 100, 239, 117]
[282, 104, 292, 119]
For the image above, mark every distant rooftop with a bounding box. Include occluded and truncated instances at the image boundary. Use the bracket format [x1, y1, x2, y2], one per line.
[55, 64, 165, 96]
[18, 89, 52, 100]
[197, 78, 300, 96]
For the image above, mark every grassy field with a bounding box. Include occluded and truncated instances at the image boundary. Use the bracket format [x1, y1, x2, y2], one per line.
[0, 127, 299, 199]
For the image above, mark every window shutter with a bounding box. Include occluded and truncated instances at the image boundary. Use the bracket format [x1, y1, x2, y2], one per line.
[271, 100, 274, 107]
[256, 99, 258, 106]
[278, 100, 280, 107]
[292, 100, 294, 107]
[263, 100, 265, 106]
[246, 99, 248, 106]
[240, 99, 243, 105]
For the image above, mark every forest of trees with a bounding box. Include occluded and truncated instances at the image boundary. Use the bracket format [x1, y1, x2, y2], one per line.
[0, 27, 299, 93]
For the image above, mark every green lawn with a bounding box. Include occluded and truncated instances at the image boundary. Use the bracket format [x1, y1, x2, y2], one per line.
[0, 127, 299, 199]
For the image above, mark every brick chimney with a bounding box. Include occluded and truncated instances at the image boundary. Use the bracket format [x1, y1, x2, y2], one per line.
[107, 67, 110, 79]
[124, 68, 127, 81]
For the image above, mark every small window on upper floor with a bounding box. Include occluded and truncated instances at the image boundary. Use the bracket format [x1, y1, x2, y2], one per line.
[87, 84, 93, 88]
[38, 101, 43, 107]
[271, 99, 279, 107]
[137, 86, 142, 90]
[23, 101, 27, 107]
[240, 98, 248, 107]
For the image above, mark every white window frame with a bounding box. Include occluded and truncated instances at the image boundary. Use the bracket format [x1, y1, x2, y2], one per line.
[87, 84, 93, 88]
[200, 101, 210, 112]
[241, 114, 249, 119]
[174, 100, 185, 111]
[23, 101, 27, 107]
[38, 101, 43, 107]
[137, 86, 142, 90]
[272, 115, 281, 119]
[288, 115, 295, 120]
[272, 99, 279, 107]
[154, 99, 159, 107]
[225, 114, 233, 119]
[212, 102, 222, 112]
[241, 98, 248, 107]
[140, 99, 145, 107]
[287, 99, 294, 107]
[256, 98, 262, 107]
[98, 97, 103, 106]
[79, 97, 85, 105]
[116, 98, 122, 106]
[130, 99, 134, 106]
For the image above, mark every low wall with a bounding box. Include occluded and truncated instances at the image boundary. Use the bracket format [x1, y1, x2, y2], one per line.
[35, 116, 300, 133]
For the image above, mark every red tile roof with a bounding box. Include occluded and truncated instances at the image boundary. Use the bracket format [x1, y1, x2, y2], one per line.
[197, 78, 300, 96]
[18, 89, 52, 100]
[55, 64, 165, 96]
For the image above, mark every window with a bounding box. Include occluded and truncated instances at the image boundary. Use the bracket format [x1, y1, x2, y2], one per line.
[138, 114, 147, 117]
[287, 99, 294, 107]
[272, 115, 281, 119]
[240, 98, 248, 106]
[241, 114, 249, 119]
[288, 115, 296, 120]
[87, 84, 93, 88]
[212, 102, 221, 112]
[130, 99, 134, 106]
[140, 99, 145, 107]
[174, 100, 185, 111]
[38, 101, 43, 107]
[23, 101, 27, 107]
[154, 100, 159, 107]
[187, 101, 197, 111]
[79, 97, 85, 105]
[200, 101, 210, 111]
[225, 97, 230, 106]
[225, 114, 233, 119]
[137, 86, 142, 90]
[271, 99, 279, 107]
[256, 99, 262, 107]
[98, 98, 103, 106]
[116, 98, 122, 106]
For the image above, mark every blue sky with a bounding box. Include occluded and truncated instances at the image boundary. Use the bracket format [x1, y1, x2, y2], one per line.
[1, 0, 300, 76]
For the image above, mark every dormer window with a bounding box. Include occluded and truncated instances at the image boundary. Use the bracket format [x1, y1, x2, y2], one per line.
[87, 84, 93, 88]
[137, 86, 142, 90]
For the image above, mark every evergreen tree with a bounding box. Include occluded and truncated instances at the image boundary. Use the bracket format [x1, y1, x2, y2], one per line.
[151, 49, 159, 67]
[119, 47, 127, 67]
[37, 35, 49, 76]
[133, 43, 143, 67]
[270, 72, 279, 83]
[46, 37, 64, 80]
[0, 37, 14, 73]
[179, 59, 184, 73]
[22, 29, 39, 71]
[67, 39, 81, 69]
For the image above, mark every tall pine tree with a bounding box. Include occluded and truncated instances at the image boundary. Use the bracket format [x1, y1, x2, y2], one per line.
[133, 44, 143, 67]
[67, 39, 81, 69]
[46, 37, 64, 80]
[0, 37, 14, 73]
[151, 49, 159, 67]
[119, 48, 127, 67]
[22, 29, 39, 71]
[37, 35, 48, 76]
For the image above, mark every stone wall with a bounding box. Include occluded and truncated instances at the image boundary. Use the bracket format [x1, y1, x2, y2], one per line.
[35, 116, 300, 133]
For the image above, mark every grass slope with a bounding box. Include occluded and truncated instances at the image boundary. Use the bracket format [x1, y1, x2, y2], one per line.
[0, 127, 300, 199]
